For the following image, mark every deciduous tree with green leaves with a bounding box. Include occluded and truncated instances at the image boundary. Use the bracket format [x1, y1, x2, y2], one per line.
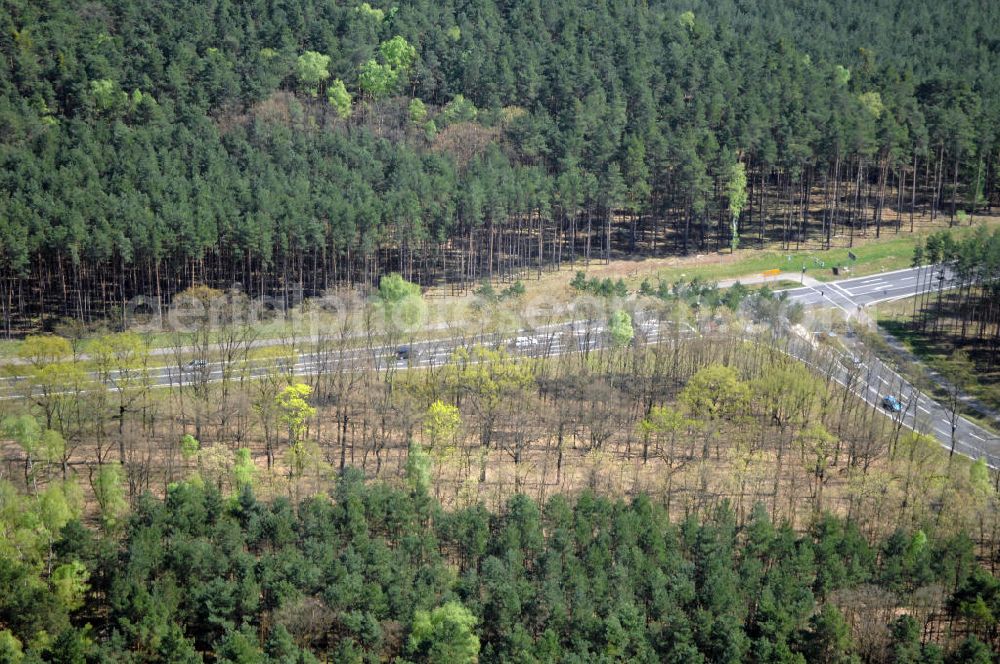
[726, 161, 747, 252]
[408, 601, 480, 663]
[681, 363, 751, 460]
[296, 51, 331, 96]
[327, 79, 352, 118]
[1, 415, 64, 491]
[409, 98, 427, 124]
[90, 332, 150, 466]
[232, 448, 255, 491]
[379, 35, 417, 73]
[608, 310, 634, 348]
[359, 60, 398, 100]
[274, 383, 316, 481]
[91, 464, 129, 531]
[376, 272, 425, 332]
[423, 400, 461, 457]
[17, 335, 86, 433]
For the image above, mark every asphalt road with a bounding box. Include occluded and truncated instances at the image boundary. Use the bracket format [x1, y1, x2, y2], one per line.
[781, 265, 954, 310]
[779, 265, 999, 465]
[784, 332, 999, 466]
[4, 263, 996, 466]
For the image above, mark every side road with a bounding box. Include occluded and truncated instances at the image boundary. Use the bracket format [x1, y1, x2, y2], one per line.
[876, 326, 1000, 431]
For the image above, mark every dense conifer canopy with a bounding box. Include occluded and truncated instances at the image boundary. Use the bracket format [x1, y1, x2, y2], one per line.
[1, 0, 998, 327]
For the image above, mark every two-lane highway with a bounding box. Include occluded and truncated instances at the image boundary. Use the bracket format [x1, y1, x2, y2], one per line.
[776, 265, 1000, 464]
[3, 262, 995, 466]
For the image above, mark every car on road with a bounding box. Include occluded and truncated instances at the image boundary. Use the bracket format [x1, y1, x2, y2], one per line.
[183, 359, 207, 372]
[395, 346, 411, 361]
[513, 336, 537, 350]
[881, 395, 902, 413]
[638, 319, 660, 334]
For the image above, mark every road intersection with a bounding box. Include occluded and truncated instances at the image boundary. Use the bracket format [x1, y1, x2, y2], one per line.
[781, 266, 945, 308]
[779, 266, 998, 465]
[3, 263, 995, 466]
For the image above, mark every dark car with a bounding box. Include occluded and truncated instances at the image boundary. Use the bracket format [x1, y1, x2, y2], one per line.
[395, 346, 411, 361]
[183, 359, 208, 372]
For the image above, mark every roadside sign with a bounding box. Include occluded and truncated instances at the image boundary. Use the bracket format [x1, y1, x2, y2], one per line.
[762, 269, 780, 277]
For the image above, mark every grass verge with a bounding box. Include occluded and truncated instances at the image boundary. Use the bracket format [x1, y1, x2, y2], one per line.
[874, 295, 1000, 427]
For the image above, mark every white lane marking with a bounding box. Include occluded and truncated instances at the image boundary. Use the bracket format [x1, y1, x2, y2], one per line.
[836, 265, 923, 285]
[847, 285, 892, 296]
[829, 282, 855, 298]
[806, 284, 855, 317]
[918, 405, 930, 413]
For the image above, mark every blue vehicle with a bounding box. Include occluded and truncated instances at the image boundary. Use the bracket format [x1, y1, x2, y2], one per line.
[881, 395, 902, 413]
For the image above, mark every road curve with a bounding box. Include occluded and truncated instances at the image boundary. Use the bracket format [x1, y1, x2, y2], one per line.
[779, 265, 999, 465]
[3, 264, 995, 466]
